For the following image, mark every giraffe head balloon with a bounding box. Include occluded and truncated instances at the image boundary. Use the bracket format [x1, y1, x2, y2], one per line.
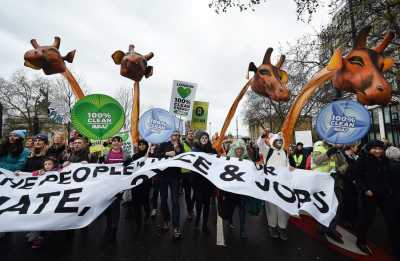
[328, 26, 396, 105]
[247, 48, 290, 101]
[111, 44, 154, 82]
[24, 37, 76, 75]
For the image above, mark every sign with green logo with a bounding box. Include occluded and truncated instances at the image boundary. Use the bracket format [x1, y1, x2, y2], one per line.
[191, 101, 209, 131]
[71, 94, 125, 140]
[169, 80, 197, 117]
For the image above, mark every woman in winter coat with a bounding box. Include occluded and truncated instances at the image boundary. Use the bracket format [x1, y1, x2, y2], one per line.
[353, 140, 396, 256]
[192, 131, 216, 232]
[0, 130, 30, 171]
[124, 139, 151, 229]
[223, 139, 250, 239]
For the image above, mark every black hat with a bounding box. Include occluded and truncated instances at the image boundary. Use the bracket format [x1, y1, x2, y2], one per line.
[365, 140, 385, 152]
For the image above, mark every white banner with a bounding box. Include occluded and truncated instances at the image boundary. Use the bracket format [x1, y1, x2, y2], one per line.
[0, 152, 337, 232]
[169, 80, 197, 118]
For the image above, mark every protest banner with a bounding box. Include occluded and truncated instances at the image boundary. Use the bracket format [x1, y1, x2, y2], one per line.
[169, 80, 197, 118]
[191, 101, 209, 131]
[71, 94, 125, 140]
[0, 152, 337, 232]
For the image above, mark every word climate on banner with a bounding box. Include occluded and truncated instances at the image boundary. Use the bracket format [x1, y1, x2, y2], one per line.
[0, 152, 337, 232]
[169, 80, 197, 118]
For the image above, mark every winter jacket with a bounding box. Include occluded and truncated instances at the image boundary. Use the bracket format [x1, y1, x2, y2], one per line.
[46, 144, 66, 163]
[388, 159, 400, 203]
[0, 148, 30, 171]
[24, 154, 46, 172]
[353, 153, 392, 199]
[157, 141, 183, 178]
[67, 149, 97, 163]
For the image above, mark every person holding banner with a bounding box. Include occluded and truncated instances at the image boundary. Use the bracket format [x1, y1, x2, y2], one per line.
[62, 137, 97, 166]
[311, 141, 348, 244]
[192, 131, 216, 233]
[181, 129, 195, 220]
[157, 130, 184, 239]
[258, 132, 291, 241]
[224, 139, 250, 239]
[103, 136, 129, 239]
[128, 139, 152, 229]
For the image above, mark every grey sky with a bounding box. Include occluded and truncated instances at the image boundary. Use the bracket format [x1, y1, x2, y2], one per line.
[0, 0, 330, 136]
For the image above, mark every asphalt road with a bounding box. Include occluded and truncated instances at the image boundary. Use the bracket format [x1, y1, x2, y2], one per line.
[0, 194, 392, 261]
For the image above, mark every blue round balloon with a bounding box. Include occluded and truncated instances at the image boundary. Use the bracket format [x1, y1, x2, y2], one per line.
[316, 100, 371, 145]
[139, 108, 177, 144]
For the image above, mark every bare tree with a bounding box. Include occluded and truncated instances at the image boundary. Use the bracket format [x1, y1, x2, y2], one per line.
[115, 86, 133, 130]
[48, 73, 89, 132]
[0, 71, 53, 133]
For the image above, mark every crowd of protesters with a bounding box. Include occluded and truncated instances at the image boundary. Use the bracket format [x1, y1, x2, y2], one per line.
[0, 128, 399, 259]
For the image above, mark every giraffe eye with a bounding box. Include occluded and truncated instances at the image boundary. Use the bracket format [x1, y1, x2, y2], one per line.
[349, 56, 365, 67]
[259, 69, 271, 76]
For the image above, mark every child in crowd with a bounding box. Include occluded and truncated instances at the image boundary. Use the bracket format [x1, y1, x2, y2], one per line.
[32, 157, 59, 176]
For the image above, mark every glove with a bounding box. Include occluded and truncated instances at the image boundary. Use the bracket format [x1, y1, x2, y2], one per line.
[326, 147, 338, 157]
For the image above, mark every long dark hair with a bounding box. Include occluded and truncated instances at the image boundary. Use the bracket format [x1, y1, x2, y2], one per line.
[136, 139, 149, 157]
[195, 132, 213, 153]
[0, 136, 24, 158]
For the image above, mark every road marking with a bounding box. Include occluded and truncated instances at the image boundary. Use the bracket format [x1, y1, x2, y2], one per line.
[215, 199, 226, 246]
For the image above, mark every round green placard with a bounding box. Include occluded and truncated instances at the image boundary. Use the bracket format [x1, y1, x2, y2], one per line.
[71, 94, 125, 140]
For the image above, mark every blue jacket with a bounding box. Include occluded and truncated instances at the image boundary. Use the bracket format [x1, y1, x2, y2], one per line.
[0, 148, 30, 171]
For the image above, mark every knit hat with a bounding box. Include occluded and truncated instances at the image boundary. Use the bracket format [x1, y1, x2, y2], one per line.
[386, 146, 400, 160]
[365, 140, 385, 152]
[10, 129, 27, 139]
[34, 133, 49, 144]
[227, 139, 248, 159]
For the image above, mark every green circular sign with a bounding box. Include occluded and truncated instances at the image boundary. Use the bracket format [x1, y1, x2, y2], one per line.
[71, 94, 125, 140]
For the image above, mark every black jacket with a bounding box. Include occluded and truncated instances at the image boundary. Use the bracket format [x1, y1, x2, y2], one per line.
[157, 141, 183, 178]
[46, 144, 66, 163]
[353, 154, 392, 199]
[24, 155, 45, 172]
[388, 159, 400, 203]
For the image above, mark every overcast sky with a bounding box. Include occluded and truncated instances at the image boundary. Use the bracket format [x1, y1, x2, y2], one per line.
[0, 0, 330, 136]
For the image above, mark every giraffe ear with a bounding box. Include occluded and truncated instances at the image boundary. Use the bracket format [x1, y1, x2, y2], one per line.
[279, 70, 289, 84]
[382, 57, 395, 72]
[327, 48, 343, 71]
[111, 50, 125, 65]
[247, 62, 257, 79]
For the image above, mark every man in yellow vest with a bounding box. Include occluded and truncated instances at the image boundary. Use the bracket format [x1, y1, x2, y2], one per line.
[289, 142, 306, 169]
[312, 140, 348, 244]
[182, 129, 195, 220]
